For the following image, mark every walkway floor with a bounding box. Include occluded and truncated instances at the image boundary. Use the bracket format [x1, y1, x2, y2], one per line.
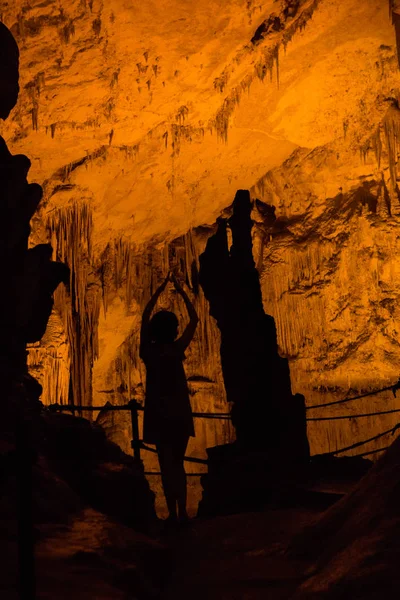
[2, 500, 335, 598]
[28, 505, 321, 600]
[160, 508, 320, 600]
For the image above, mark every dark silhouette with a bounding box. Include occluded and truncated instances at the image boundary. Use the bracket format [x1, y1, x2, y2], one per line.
[0, 22, 69, 380]
[199, 190, 309, 458]
[140, 272, 198, 524]
[0, 23, 19, 121]
[391, 1, 400, 68]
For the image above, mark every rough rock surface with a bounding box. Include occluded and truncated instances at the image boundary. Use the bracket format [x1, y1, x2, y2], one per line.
[1, 0, 400, 477]
[288, 434, 400, 599]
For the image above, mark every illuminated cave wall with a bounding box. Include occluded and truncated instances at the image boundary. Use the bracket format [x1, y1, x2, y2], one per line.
[1, 0, 400, 462]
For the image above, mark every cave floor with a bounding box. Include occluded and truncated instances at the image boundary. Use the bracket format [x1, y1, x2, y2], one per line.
[1, 471, 363, 599]
[30, 505, 321, 600]
[34, 509, 167, 600]
[159, 507, 318, 600]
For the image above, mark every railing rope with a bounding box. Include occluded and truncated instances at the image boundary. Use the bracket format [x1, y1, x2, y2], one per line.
[307, 407, 400, 421]
[328, 423, 400, 456]
[47, 381, 400, 462]
[48, 403, 230, 418]
[306, 378, 400, 410]
[128, 399, 142, 464]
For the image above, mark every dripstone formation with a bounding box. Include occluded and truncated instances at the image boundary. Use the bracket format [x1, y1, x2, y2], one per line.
[198, 190, 310, 515]
[199, 190, 309, 458]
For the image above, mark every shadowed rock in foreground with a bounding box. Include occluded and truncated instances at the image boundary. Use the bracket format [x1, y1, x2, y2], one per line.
[288, 436, 400, 599]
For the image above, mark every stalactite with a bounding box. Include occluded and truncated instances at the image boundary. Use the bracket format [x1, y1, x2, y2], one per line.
[92, 18, 102, 37]
[27, 345, 70, 406]
[111, 69, 120, 88]
[119, 144, 139, 160]
[343, 119, 349, 139]
[59, 20, 75, 44]
[175, 105, 189, 124]
[372, 125, 382, 167]
[31, 104, 39, 131]
[52, 146, 108, 182]
[162, 131, 168, 149]
[170, 124, 203, 156]
[214, 69, 230, 93]
[136, 63, 148, 75]
[99, 243, 112, 315]
[359, 141, 370, 164]
[212, 88, 241, 143]
[383, 104, 400, 189]
[376, 178, 391, 218]
[112, 238, 142, 309]
[209, 0, 320, 141]
[255, 46, 279, 85]
[106, 230, 228, 421]
[47, 202, 100, 408]
[240, 73, 253, 95]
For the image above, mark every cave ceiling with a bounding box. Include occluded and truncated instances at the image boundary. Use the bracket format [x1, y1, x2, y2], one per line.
[0, 0, 396, 247]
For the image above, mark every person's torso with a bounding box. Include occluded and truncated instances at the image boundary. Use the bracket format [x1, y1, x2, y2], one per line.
[144, 342, 190, 417]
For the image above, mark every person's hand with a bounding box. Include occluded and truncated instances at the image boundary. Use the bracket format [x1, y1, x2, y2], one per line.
[169, 271, 182, 290]
[157, 273, 170, 292]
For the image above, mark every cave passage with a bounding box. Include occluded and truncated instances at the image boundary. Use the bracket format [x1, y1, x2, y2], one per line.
[2, 4, 400, 598]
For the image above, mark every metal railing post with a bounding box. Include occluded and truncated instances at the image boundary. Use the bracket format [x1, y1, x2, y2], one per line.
[128, 399, 143, 465]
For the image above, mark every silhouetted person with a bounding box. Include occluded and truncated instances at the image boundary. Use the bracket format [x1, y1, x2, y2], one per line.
[140, 272, 199, 525]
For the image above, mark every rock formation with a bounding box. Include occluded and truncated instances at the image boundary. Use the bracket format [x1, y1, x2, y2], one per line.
[199, 189, 309, 459]
[0, 21, 68, 394]
[288, 432, 400, 599]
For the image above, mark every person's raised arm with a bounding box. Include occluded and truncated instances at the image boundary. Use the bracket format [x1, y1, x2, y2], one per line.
[170, 272, 199, 351]
[140, 273, 169, 359]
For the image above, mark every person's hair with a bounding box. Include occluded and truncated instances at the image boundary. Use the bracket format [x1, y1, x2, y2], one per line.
[148, 310, 178, 343]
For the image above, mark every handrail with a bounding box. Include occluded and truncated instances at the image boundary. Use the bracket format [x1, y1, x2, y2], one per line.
[306, 378, 400, 410]
[307, 407, 400, 421]
[329, 423, 400, 456]
[48, 401, 400, 422]
[46, 387, 400, 462]
[349, 446, 389, 459]
[48, 375, 400, 419]
[48, 403, 230, 419]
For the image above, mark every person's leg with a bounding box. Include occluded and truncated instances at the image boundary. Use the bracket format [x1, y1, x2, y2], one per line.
[156, 442, 177, 521]
[171, 436, 189, 522]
